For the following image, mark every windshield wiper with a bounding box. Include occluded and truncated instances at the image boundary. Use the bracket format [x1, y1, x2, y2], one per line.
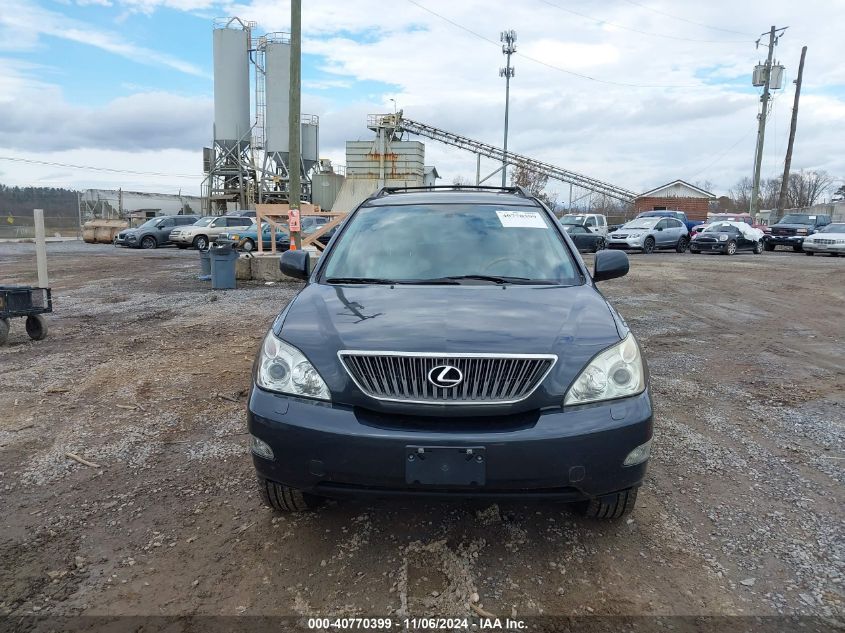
[431, 274, 548, 285]
[325, 277, 398, 285]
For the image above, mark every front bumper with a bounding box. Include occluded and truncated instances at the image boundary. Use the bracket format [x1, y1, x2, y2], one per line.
[765, 234, 804, 247]
[690, 240, 728, 252]
[248, 388, 653, 500]
[607, 237, 644, 250]
[113, 234, 138, 247]
[802, 240, 844, 254]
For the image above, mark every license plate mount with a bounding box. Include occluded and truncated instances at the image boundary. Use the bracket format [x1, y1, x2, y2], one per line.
[405, 446, 486, 486]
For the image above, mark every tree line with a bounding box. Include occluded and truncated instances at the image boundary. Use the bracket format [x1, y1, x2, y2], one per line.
[1, 184, 78, 225]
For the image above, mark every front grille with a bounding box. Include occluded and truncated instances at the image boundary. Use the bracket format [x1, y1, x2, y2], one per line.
[773, 229, 796, 236]
[612, 234, 627, 239]
[339, 352, 556, 405]
[815, 239, 835, 245]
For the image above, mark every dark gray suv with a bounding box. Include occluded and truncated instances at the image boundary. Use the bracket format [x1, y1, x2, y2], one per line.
[114, 215, 199, 249]
[248, 186, 653, 520]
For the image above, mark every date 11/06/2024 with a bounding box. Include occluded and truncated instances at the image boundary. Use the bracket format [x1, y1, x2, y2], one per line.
[307, 617, 528, 630]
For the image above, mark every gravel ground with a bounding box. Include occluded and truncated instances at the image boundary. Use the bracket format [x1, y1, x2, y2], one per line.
[0, 241, 842, 626]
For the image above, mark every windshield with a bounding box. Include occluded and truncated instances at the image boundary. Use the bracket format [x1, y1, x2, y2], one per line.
[778, 214, 815, 225]
[704, 223, 737, 233]
[559, 215, 585, 225]
[624, 219, 659, 230]
[193, 217, 215, 227]
[820, 223, 845, 233]
[322, 204, 580, 284]
[137, 218, 161, 229]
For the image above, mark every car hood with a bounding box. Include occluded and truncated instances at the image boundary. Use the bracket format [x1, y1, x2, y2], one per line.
[273, 283, 626, 413]
[806, 232, 845, 240]
[771, 223, 812, 231]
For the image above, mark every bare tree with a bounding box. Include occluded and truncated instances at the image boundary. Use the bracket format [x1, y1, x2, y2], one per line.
[509, 164, 557, 208]
[785, 170, 834, 208]
[452, 175, 472, 186]
[832, 183, 845, 202]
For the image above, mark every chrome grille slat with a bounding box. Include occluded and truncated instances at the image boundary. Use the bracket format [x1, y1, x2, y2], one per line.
[339, 351, 556, 405]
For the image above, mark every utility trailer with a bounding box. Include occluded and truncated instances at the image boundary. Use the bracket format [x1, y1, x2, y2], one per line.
[0, 286, 52, 345]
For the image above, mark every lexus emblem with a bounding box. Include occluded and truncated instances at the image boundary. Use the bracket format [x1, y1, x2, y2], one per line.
[428, 365, 464, 389]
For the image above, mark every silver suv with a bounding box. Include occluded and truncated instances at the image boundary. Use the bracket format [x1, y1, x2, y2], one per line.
[169, 216, 253, 250]
[608, 217, 689, 254]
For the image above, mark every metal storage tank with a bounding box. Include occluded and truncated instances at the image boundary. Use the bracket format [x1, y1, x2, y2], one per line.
[311, 172, 345, 210]
[213, 24, 251, 148]
[264, 38, 291, 156]
[301, 116, 319, 173]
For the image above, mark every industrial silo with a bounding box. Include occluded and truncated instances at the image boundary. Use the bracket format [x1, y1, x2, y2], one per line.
[212, 23, 251, 149]
[264, 38, 291, 160]
[301, 115, 319, 175]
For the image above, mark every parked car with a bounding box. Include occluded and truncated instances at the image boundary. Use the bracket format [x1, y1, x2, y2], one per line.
[249, 186, 652, 520]
[169, 216, 253, 250]
[218, 222, 291, 252]
[562, 224, 606, 253]
[763, 213, 832, 252]
[114, 215, 199, 249]
[301, 216, 332, 233]
[689, 213, 768, 238]
[801, 222, 845, 257]
[559, 213, 608, 238]
[635, 210, 703, 233]
[608, 216, 689, 254]
[689, 221, 764, 255]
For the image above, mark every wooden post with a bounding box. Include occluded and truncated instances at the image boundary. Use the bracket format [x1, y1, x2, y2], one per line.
[34, 209, 49, 288]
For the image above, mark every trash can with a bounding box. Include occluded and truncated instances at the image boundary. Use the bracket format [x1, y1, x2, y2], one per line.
[198, 248, 211, 279]
[209, 244, 239, 290]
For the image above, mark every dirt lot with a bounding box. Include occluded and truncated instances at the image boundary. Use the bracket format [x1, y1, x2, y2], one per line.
[0, 242, 842, 625]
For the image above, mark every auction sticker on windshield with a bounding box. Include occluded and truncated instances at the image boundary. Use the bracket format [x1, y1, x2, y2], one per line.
[496, 210, 547, 229]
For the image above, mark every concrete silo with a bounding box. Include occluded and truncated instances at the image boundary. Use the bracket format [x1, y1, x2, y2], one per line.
[203, 18, 256, 213]
[301, 115, 319, 175]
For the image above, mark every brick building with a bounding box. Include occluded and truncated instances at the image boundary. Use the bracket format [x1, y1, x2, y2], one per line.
[634, 180, 715, 221]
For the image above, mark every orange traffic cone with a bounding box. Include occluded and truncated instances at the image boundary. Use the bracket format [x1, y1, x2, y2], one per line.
[289, 238, 297, 251]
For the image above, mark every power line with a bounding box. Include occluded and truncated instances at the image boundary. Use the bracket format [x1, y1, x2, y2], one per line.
[688, 127, 756, 181]
[620, 0, 755, 37]
[538, 0, 751, 44]
[406, 0, 700, 88]
[0, 156, 202, 179]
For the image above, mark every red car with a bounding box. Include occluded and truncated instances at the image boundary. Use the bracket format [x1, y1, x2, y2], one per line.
[689, 213, 769, 237]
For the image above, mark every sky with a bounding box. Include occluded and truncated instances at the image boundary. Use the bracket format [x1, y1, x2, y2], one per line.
[1, 0, 844, 201]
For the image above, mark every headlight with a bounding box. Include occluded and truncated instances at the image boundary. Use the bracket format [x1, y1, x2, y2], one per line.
[256, 332, 330, 400]
[564, 335, 645, 406]
[718, 234, 729, 242]
[796, 228, 808, 235]
[627, 232, 641, 238]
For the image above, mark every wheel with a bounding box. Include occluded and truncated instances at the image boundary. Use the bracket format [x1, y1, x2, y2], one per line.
[193, 235, 209, 251]
[140, 235, 157, 249]
[25, 315, 48, 341]
[753, 241, 763, 254]
[575, 487, 638, 520]
[241, 238, 255, 252]
[805, 251, 814, 256]
[257, 477, 321, 513]
[723, 240, 737, 256]
[642, 237, 655, 254]
[676, 236, 689, 253]
[0, 318, 9, 345]
[764, 242, 775, 252]
[793, 244, 803, 252]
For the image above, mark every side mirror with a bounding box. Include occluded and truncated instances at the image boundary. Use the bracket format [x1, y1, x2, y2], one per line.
[656, 226, 663, 231]
[280, 249, 311, 280]
[593, 250, 629, 283]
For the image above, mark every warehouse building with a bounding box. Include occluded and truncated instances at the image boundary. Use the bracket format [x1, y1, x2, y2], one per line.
[634, 180, 715, 221]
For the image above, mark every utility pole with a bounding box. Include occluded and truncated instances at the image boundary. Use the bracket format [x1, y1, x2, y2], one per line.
[775, 45, 806, 221]
[499, 30, 516, 188]
[289, 0, 302, 249]
[749, 25, 787, 217]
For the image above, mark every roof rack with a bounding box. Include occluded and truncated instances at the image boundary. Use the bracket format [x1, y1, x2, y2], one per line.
[372, 185, 532, 198]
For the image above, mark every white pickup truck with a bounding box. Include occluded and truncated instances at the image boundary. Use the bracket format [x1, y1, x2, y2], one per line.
[559, 213, 609, 238]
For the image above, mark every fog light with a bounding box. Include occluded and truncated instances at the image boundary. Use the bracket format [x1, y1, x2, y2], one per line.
[623, 439, 652, 466]
[250, 435, 275, 460]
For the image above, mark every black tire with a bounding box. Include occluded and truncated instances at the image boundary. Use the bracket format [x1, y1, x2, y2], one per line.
[793, 244, 803, 253]
[676, 236, 689, 253]
[242, 238, 255, 253]
[642, 237, 655, 254]
[257, 477, 321, 513]
[0, 318, 9, 345]
[193, 235, 209, 251]
[753, 241, 763, 254]
[805, 251, 814, 256]
[575, 487, 638, 520]
[140, 235, 157, 250]
[723, 240, 737, 256]
[25, 315, 48, 341]
[764, 242, 775, 252]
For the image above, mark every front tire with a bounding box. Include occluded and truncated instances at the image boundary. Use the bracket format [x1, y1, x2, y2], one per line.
[764, 242, 775, 252]
[257, 477, 321, 513]
[724, 240, 737, 256]
[642, 237, 655, 254]
[676, 236, 689, 253]
[575, 487, 638, 520]
[25, 315, 48, 341]
[193, 235, 209, 251]
[140, 235, 157, 249]
[753, 241, 763, 254]
[241, 238, 255, 252]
